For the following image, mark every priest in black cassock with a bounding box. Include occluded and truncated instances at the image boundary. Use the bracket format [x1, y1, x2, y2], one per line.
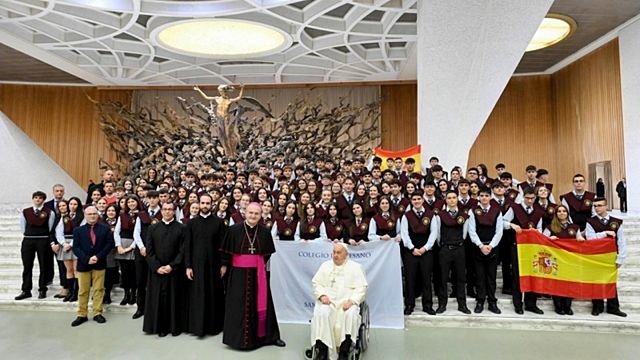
[220, 202, 286, 350]
[184, 193, 226, 337]
[143, 202, 186, 337]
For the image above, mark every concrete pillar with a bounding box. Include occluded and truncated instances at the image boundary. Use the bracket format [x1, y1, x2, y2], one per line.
[416, 0, 553, 171]
[619, 18, 640, 211]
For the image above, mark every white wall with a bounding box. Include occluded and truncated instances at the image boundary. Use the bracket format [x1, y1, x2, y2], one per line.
[619, 18, 640, 211]
[416, 0, 552, 171]
[0, 111, 85, 205]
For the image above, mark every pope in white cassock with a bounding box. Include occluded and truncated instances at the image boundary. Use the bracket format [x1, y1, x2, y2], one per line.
[311, 243, 368, 360]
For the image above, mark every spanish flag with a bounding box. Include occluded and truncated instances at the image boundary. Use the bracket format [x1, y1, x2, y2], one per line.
[517, 230, 618, 299]
[374, 145, 421, 171]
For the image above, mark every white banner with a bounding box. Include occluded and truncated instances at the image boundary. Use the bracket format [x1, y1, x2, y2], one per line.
[270, 240, 404, 329]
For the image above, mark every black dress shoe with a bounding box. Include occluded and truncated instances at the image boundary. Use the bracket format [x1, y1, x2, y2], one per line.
[273, 338, 286, 347]
[423, 307, 436, 315]
[607, 309, 628, 317]
[554, 308, 565, 315]
[591, 308, 602, 316]
[525, 306, 544, 315]
[474, 303, 484, 313]
[436, 306, 446, 314]
[132, 309, 144, 319]
[564, 308, 574, 316]
[515, 307, 524, 315]
[14, 291, 32, 301]
[458, 305, 471, 314]
[158, 332, 167, 337]
[403, 306, 414, 315]
[93, 314, 107, 324]
[38, 290, 47, 299]
[71, 317, 88, 327]
[488, 303, 501, 314]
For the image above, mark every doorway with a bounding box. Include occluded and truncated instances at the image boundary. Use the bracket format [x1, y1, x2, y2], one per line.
[588, 161, 613, 209]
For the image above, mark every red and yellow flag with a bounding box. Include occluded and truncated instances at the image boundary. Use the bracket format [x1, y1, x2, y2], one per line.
[374, 145, 421, 171]
[517, 230, 618, 299]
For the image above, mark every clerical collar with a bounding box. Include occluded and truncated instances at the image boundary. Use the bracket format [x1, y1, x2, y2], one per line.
[200, 212, 212, 218]
[162, 218, 173, 225]
[244, 221, 258, 229]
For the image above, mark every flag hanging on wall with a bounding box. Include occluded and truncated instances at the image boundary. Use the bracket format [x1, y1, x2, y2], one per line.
[517, 230, 618, 299]
[373, 145, 421, 171]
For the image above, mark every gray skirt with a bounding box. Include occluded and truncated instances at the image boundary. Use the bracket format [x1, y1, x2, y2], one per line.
[114, 238, 136, 260]
[106, 248, 117, 268]
[56, 239, 77, 261]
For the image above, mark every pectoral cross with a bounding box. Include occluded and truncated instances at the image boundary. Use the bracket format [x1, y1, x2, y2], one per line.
[248, 245, 256, 254]
[330, 277, 336, 287]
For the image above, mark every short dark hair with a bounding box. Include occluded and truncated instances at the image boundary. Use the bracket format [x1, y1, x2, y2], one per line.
[526, 165, 537, 172]
[431, 165, 443, 172]
[495, 163, 506, 169]
[523, 188, 537, 197]
[411, 190, 424, 199]
[536, 169, 549, 177]
[479, 188, 492, 195]
[593, 197, 607, 204]
[573, 173, 585, 180]
[147, 190, 160, 198]
[499, 172, 512, 180]
[32, 191, 46, 200]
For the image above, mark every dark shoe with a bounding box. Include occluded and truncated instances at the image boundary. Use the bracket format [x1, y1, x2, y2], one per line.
[93, 314, 106, 324]
[555, 308, 565, 315]
[591, 308, 603, 316]
[423, 307, 436, 315]
[515, 307, 524, 315]
[525, 306, 544, 315]
[338, 337, 352, 360]
[436, 306, 446, 314]
[68, 290, 78, 303]
[63, 292, 72, 302]
[71, 317, 88, 327]
[564, 308, 574, 316]
[158, 332, 167, 337]
[403, 306, 414, 315]
[132, 309, 144, 319]
[458, 305, 471, 314]
[120, 290, 129, 306]
[273, 338, 286, 347]
[488, 303, 501, 314]
[38, 290, 47, 299]
[474, 303, 484, 314]
[607, 309, 628, 317]
[315, 340, 329, 360]
[14, 291, 32, 301]
[54, 290, 67, 299]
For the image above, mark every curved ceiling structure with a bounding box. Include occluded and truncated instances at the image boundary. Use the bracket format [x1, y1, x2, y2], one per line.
[0, 0, 418, 85]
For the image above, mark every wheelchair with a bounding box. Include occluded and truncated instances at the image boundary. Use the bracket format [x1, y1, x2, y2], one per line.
[304, 301, 370, 360]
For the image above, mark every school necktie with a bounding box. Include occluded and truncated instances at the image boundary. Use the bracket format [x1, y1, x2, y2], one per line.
[600, 217, 608, 225]
[90, 225, 96, 246]
[34, 209, 41, 216]
[449, 210, 457, 217]
[526, 207, 533, 214]
[417, 211, 423, 217]
[498, 200, 504, 207]
[483, 208, 489, 214]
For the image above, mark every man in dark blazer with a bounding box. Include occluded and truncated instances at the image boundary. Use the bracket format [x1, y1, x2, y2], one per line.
[71, 206, 114, 327]
[43, 184, 66, 289]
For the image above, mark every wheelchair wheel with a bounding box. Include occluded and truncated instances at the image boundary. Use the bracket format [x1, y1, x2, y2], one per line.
[358, 302, 371, 352]
[304, 347, 314, 359]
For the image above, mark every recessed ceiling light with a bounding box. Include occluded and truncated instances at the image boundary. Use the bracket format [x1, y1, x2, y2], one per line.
[152, 19, 292, 58]
[526, 14, 576, 52]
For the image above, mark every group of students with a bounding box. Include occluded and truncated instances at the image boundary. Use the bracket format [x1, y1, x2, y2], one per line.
[16, 154, 628, 328]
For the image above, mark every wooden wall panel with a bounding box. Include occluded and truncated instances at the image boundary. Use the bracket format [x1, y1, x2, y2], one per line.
[0, 84, 131, 187]
[551, 39, 625, 195]
[380, 84, 417, 150]
[468, 76, 556, 181]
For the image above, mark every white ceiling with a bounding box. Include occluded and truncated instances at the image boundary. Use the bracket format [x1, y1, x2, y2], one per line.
[0, 0, 418, 85]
